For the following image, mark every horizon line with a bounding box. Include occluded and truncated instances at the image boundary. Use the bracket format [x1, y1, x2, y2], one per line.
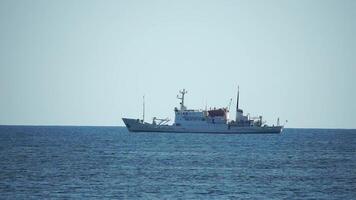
[0, 124, 355, 130]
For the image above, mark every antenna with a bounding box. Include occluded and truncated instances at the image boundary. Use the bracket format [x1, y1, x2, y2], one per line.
[205, 99, 207, 111]
[228, 98, 232, 111]
[142, 95, 145, 122]
[277, 117, 280, 126]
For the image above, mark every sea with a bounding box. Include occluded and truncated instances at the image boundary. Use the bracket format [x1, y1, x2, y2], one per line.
[0, 126, 355, 199]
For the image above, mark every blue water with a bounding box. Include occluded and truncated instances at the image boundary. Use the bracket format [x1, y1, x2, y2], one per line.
[0, 126, 355, 199]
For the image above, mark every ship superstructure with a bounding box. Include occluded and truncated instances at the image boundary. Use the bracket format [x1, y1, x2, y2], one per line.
[122, 88, 283, 134]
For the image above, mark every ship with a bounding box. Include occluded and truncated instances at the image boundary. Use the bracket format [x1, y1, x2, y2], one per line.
[122, 88, 284, 134]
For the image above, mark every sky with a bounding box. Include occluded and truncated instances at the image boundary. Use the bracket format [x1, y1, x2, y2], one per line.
[0, 0, 355, 128]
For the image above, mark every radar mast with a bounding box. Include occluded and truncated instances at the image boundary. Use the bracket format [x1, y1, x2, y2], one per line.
[236, 86, 240, 111]
[177, 89, 187, 111]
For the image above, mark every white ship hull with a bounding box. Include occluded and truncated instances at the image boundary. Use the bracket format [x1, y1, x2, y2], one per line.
[122, 118, 283, 134]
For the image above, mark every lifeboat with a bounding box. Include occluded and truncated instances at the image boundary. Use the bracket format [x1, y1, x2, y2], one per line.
[208, 108, 227, 117]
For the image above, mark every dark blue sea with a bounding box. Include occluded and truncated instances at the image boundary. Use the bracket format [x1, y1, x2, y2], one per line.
[0, 126, 355, 199]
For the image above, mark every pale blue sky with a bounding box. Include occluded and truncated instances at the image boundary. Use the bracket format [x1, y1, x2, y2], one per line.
[0, 0, 355, 128]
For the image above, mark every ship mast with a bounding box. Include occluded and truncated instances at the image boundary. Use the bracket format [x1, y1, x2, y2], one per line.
[142, 95, 145, 122]
[236, 86, 239, 111]
[177, 89, 187, 111]
[235, 86, 242, 122]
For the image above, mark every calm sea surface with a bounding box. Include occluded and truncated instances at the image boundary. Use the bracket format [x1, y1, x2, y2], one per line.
[0, 126, 355, 199]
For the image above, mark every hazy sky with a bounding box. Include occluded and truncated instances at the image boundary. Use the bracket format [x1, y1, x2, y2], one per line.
[0, 0, 355, 128]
